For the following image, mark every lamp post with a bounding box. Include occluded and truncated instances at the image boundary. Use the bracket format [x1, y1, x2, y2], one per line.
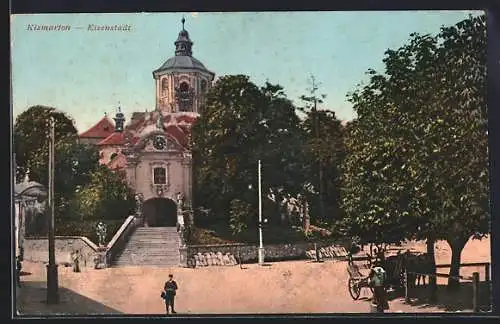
[257, 159, 265, 265]
[46, 116, 59, 304]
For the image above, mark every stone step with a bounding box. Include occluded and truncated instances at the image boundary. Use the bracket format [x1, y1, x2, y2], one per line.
[113, 258, 179, 263]
[114, 257, 179, 262]
[113, 263, 179, 267]
[129, 236, 180, 242]
[118, 250, 180, 254]
[119, 252, 180, 257]
[121, 243, 179, 246]
[113, 262, 179, 266]
[134, 229, 178, 233]
[122, 244, 179, 248]
[111, 226, 181, 266]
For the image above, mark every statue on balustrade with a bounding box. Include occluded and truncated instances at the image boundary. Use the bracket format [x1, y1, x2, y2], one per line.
[96, 221, 107, 247]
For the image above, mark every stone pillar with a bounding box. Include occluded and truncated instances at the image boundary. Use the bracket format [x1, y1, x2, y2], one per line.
[182, 153, 194, 225]
[126, 159, 138, 190]
[94, 247, 108, 269]
[179, 246, 188, 267]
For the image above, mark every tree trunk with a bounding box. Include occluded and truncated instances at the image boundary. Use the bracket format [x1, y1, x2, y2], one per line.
[447, 237, 468, 291]
[426, 236, 437, 302]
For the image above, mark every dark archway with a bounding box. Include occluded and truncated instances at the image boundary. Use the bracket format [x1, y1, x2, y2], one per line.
[143, 198, 177, 227]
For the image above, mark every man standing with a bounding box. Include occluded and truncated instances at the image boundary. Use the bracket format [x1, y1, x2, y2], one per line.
[368, 261, 389, 312]
[162, 274, 178, 314]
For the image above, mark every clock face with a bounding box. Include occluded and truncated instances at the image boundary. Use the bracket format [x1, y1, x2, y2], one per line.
[153, 135, 167, 150]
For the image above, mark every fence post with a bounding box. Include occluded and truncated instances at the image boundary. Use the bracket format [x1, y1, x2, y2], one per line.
[404, 268, 410, 303]
[484, 264, 490, 282]
[472, 272, 480, 313]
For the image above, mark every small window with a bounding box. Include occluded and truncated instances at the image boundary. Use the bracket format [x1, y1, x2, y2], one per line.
[153, 167, 167, 185]
[103, 126, 110, 131]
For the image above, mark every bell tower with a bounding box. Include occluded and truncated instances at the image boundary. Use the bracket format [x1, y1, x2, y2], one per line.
[153, 17, 215, 114]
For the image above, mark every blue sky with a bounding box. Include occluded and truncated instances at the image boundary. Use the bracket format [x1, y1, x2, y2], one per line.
[11, 11, 482, 133]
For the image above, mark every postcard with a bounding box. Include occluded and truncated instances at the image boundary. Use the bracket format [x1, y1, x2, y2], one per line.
[11, 11, 491, 316]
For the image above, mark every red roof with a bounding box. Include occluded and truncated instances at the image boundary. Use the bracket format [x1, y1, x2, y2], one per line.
[176, 114, 197, 124]
[165, 125, 188, 147]
[107, 152, 127, 170]
[98, 132, 126, 146]
[80, 116, 115, 138]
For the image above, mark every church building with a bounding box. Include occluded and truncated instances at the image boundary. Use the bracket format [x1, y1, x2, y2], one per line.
[79, 18, 215, 228]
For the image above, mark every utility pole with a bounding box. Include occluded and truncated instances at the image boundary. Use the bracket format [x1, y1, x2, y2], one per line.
[301, 75, 326, 223]
[46, 116, 59, 304]
[258, 159, 264, 265]
[312, 85, 325, 222]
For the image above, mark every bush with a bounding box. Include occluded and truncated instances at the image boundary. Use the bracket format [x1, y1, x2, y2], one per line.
[70, 167, 135, 221]
[229, 199, 252, 236]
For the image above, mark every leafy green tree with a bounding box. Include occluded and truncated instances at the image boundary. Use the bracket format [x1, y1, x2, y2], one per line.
[229, 199, 252, 236]
[342, 15, 488, 289]
[14, 105, 78, 180]
[301, 109, 345, 224]
[26, 136, 100, 221]
[299, 76, 327, 221]
[192, 75, 306, 229]
[70, 166, 135, 221]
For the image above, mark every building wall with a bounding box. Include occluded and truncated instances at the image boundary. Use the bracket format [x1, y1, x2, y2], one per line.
[23, 236, 99, 268]
[186, 242, 349, 265]
[132, 152, 186, 202]
[155, 70, 213, 114]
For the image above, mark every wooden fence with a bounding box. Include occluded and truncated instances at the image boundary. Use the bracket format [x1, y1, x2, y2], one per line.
[405, 262, 490, 313]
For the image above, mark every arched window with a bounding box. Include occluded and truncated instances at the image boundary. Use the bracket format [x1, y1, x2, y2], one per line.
[200, 80, 207, 93]
[153, 167, 167, 185]
[177, 82, 192, 112]
[179, 81, 189, 93]
[161, 78, 169, 96]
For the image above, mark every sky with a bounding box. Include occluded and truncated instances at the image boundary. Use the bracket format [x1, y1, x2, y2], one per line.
[11, 11, 482, 133]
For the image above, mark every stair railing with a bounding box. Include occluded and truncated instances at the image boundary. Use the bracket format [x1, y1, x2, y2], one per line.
[105, 215, 139, 266]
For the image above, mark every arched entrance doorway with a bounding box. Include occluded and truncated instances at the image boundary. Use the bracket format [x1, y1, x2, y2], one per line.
[143, 198, 177, 227]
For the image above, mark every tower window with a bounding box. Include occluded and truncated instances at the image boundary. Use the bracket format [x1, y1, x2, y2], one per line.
[179, 82, 189, 92]
[201, 80, 207, 93]
[153, 167, 167, 185]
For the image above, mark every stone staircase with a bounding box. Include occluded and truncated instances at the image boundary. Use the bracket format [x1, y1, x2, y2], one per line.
[112, 227, 181, 267]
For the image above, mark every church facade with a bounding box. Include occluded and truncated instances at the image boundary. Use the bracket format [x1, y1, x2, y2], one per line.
[79, 18, 214, 227]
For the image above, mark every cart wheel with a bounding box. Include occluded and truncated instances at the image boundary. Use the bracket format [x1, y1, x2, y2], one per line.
[348, 278, 361, 300]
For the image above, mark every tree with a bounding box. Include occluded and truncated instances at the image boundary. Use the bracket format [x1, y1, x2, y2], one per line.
[299, 76, 328, 221]
[192, 75, 306, 229]
[14, 105, 78, 180]
[301, 109, 345, 224]
[70, 166, 135, 221]
[342, 14, 488, 289]
[27, 137, 101, 220]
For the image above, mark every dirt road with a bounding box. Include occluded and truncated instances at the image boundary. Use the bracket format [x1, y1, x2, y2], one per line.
[16, 236, 491, 315]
